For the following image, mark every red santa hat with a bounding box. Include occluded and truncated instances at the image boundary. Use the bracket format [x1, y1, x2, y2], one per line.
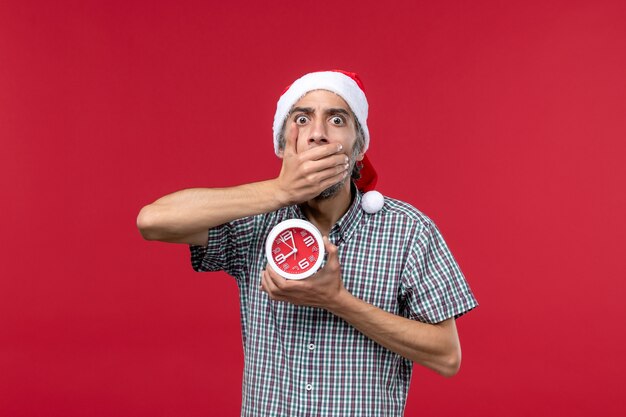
[273, 70, 379, 198]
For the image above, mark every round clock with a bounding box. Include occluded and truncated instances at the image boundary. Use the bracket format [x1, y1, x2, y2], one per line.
[265, 219, 325, 280]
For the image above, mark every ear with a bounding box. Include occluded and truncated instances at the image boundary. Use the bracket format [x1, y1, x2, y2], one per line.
[356, 151, 365, 162]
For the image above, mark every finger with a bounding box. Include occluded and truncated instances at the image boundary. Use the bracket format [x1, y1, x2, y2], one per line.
[260, 269, 269, 292]
[261, 269, 280, 297]
[283, 121, 298, 156]
[305, 153, 349, 171]
[266, 266, 289, 291]
[266, 267, 291, 291]
[311, 161, 351, 183]
[299, 155, 348, 183]
[260, 269, 267, 291]
[300, 143, 344, 161]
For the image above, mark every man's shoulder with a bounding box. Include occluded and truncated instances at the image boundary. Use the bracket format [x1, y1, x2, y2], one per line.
[377, 194, 435, 229]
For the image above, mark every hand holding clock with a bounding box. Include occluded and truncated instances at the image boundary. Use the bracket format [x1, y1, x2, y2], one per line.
[275, 122, 351, 206]
[260, 236, 346, 310]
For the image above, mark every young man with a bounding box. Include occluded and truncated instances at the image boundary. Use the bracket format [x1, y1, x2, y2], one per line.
[137, 70, 477, 416]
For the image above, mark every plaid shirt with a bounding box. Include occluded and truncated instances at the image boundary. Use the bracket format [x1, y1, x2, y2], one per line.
[190, 189, 477, 417]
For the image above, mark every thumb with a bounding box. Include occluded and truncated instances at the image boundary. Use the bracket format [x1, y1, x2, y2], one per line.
[283, 121, 298, 156]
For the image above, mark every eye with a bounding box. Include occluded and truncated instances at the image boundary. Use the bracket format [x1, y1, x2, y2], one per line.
[295, 115, 309, 125]
[330, 116, 345, 126]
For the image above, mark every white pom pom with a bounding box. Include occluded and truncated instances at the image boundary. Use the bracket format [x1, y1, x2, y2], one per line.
[361, 190, 384, 214]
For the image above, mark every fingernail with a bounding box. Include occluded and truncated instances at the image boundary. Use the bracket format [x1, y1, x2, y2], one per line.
[345, 163, 349, 169]
[344, 156, 349, 163]
[338, 144, 343, 151]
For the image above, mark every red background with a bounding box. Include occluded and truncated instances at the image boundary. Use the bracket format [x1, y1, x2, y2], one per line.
[2, 1, 625, 416]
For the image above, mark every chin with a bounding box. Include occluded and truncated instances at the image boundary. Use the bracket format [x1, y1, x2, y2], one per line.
[316, 180, 346, 200]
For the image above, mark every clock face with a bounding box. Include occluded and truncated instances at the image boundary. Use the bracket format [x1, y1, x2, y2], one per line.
[265, 219, 325, 280]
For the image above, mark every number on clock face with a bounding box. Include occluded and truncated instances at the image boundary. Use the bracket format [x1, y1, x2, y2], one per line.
[275, 253, 286, 265]
[271, 227, 319, 273]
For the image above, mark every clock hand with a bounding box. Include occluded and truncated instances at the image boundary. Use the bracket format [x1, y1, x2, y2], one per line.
[279, 235, 293, 250]
[291, 237, 298, 260]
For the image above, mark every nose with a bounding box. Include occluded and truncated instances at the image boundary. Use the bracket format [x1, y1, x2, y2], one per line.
[307, 118, 329, 146]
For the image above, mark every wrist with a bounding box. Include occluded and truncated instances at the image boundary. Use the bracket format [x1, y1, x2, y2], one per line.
[270, 178, 294, 207]
[325, 287, 355, 317]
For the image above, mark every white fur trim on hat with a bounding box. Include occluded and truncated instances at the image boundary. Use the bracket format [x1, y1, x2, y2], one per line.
[272, 71, 370, 155]
[361, 190, 384, 214]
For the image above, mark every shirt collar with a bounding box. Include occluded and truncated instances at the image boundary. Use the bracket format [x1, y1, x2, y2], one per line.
[289, 183, 364, 245]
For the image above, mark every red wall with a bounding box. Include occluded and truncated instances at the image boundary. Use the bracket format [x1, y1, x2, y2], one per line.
[2, 1, 625, 416]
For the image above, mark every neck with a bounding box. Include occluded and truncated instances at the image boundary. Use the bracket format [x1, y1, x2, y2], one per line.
[299, 181, 353, 236]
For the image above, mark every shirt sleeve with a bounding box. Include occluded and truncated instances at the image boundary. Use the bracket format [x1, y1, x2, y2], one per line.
[399, 219, 478, 324]
[189, 215, 261, 281]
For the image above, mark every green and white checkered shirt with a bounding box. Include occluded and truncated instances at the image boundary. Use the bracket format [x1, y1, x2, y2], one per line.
[190, 189, 477, 417]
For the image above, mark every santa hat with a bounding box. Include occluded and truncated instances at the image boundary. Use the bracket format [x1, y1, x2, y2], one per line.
[273, 70, 382, 213]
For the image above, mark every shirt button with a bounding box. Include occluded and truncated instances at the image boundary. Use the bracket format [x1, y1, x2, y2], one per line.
[308, 343, 315, 351]
[305, 384, 313, 391]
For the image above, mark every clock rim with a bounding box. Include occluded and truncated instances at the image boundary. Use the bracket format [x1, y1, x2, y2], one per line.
[265, 219, 326, 280]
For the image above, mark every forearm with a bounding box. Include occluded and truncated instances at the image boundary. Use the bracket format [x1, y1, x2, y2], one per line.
[137, 179, 284, 244]
[327, 290, 462, 377]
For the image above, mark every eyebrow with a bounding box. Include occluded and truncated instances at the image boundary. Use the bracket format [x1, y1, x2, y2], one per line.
[290, 107, 352, 117]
